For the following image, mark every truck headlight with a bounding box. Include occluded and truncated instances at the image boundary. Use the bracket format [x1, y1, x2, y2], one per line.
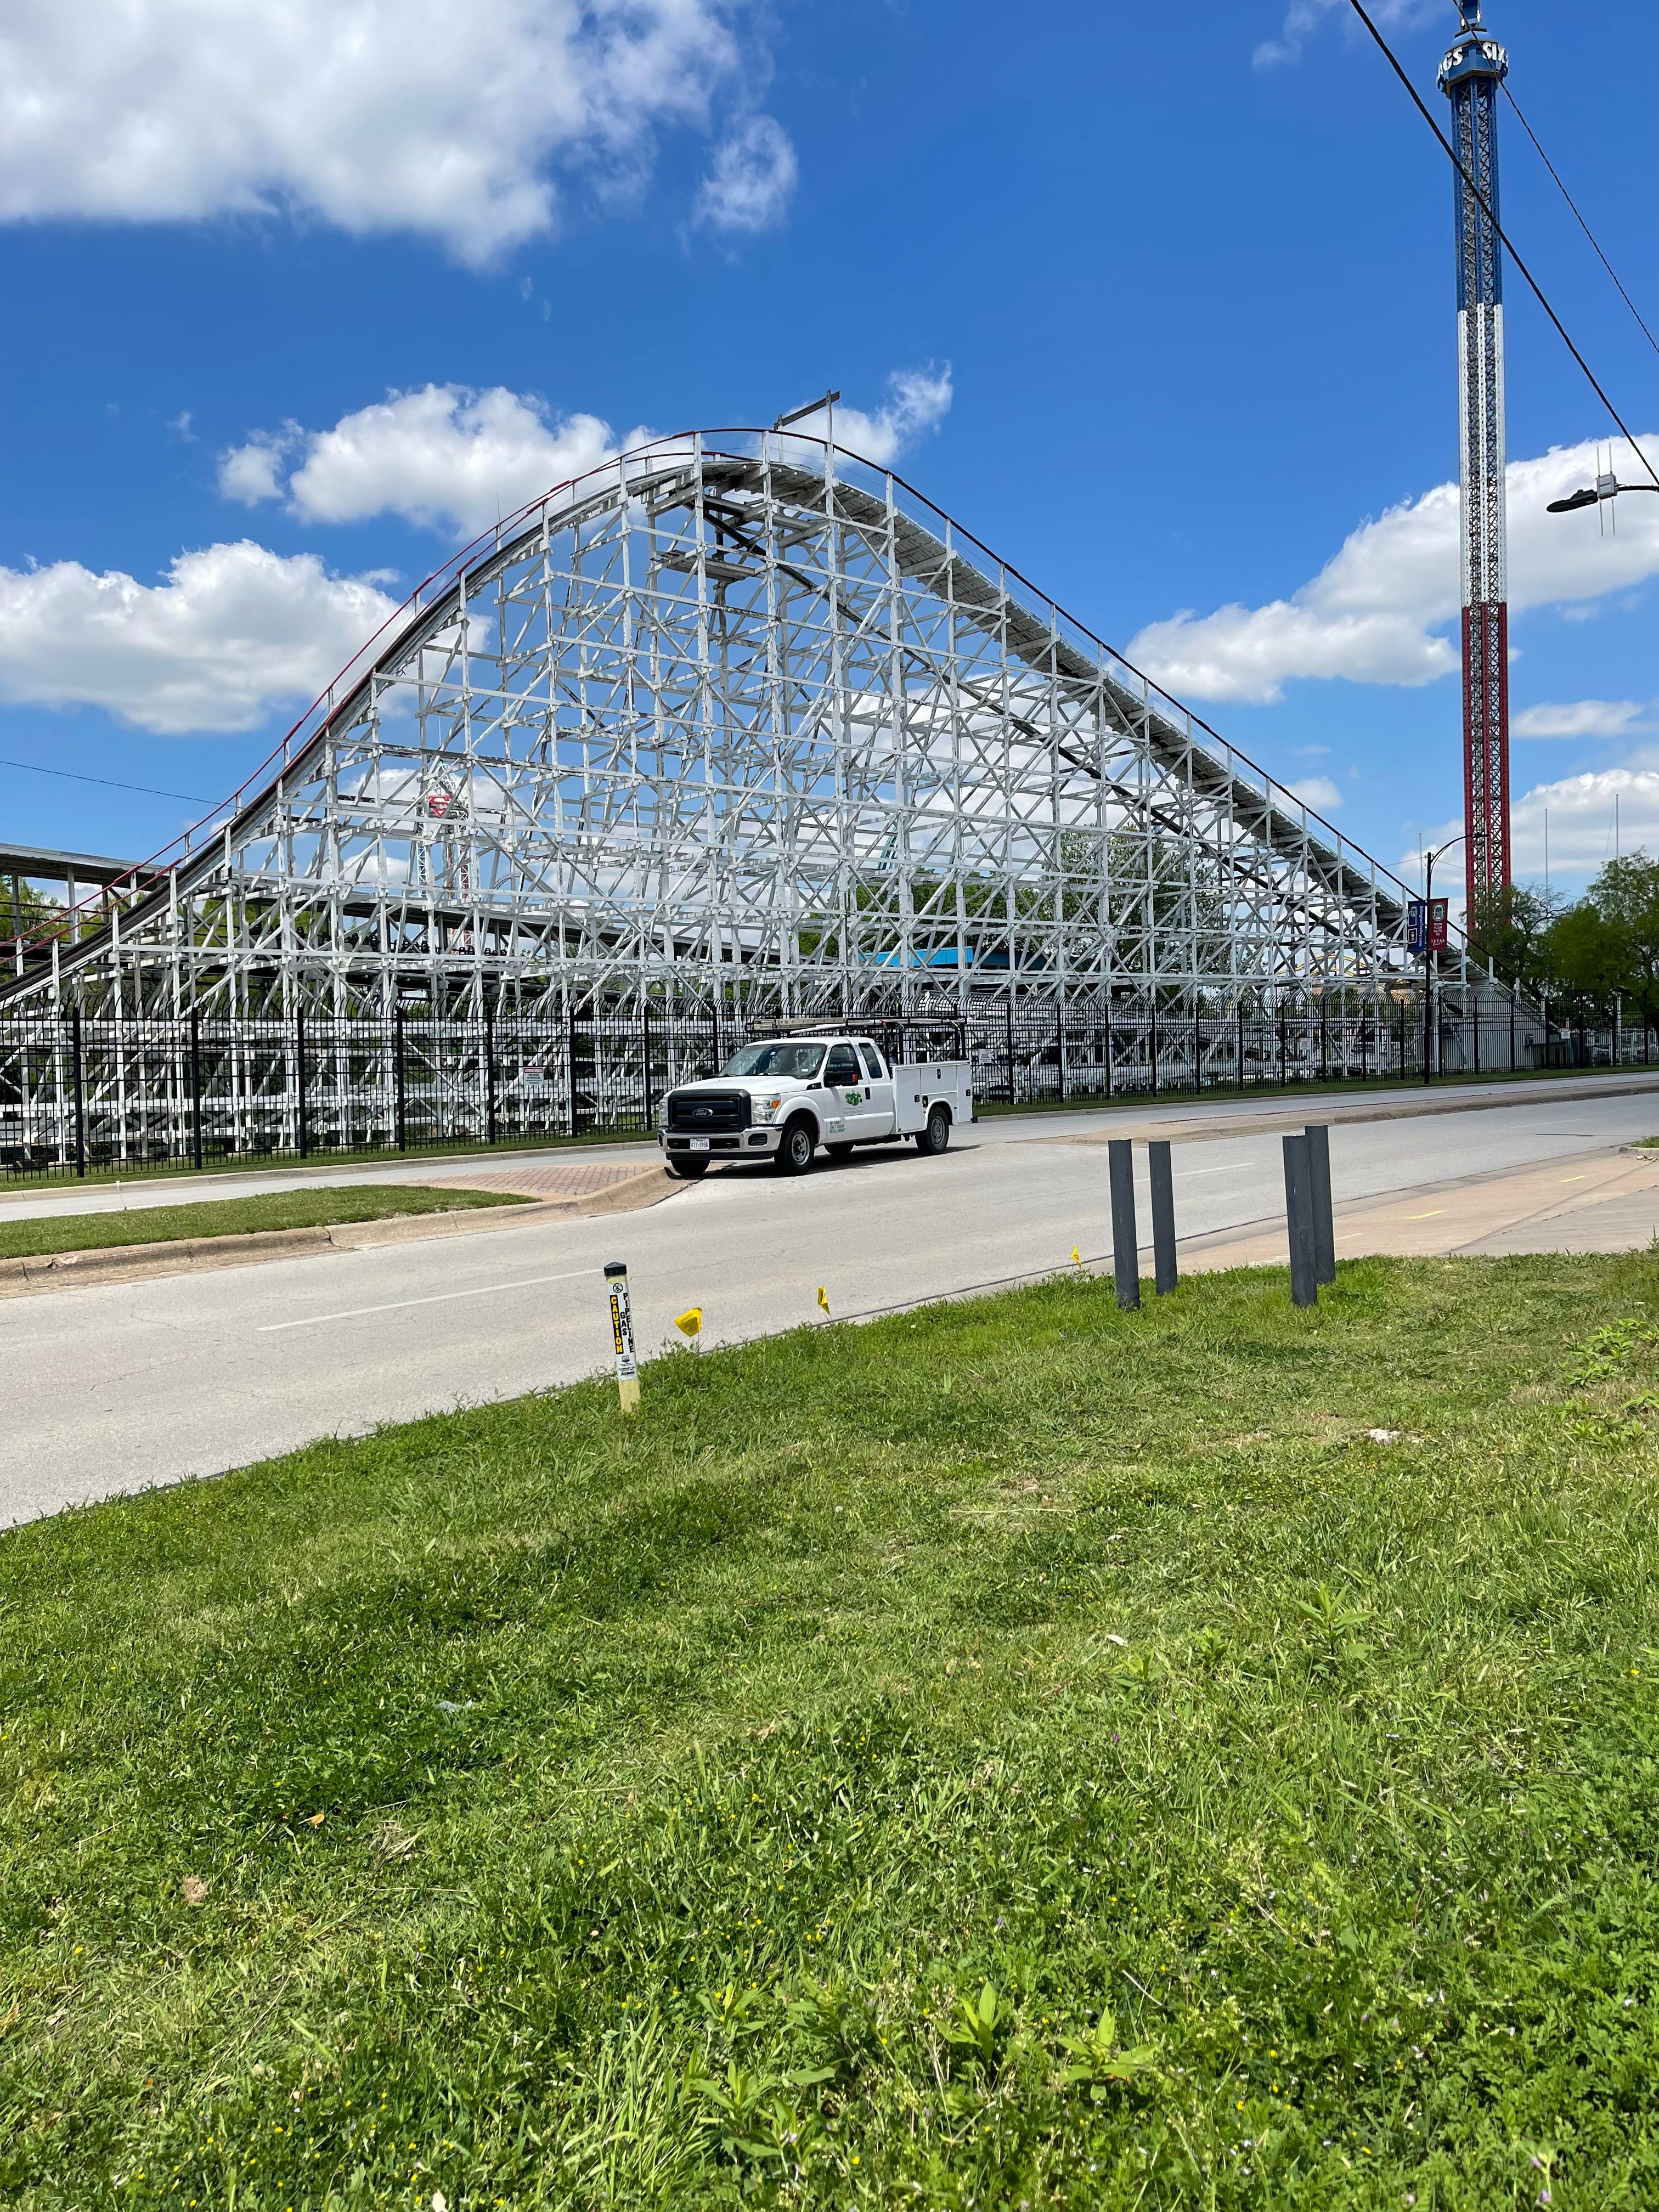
[751, 1095, 784, 1124]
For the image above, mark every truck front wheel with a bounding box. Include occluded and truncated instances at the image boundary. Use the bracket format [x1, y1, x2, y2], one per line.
[776, 1118, 817, 1175]
[916, 1105, 951, 1156]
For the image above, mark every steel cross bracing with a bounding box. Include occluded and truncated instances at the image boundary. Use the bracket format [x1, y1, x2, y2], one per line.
[1441, 2, 1512, 915]
[3, 435, 1494, 1030]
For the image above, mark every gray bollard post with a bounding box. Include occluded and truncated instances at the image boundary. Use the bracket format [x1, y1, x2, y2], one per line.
[1304, 1123, 1335, 1286]
[1108, 1138, 1140, 1310]
[1148, 1139, 1177, 1295]
[1282, 1134, 1318, 1308]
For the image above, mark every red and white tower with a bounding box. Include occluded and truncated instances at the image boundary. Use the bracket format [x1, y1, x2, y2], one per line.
[1440, 1, 1511, 916]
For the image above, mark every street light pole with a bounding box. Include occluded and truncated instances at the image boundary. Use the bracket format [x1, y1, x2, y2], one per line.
[1421, 834, 1466, 1085]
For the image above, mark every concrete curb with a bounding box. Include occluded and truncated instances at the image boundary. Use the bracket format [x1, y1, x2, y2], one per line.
[0, 1200, 555, 1296]
[0, 1164, 685, 1298]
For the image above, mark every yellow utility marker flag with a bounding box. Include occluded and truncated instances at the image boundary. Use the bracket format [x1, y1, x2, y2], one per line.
[675, 1307, 702, 1339]
[817, 1286, 831, 1317]
[1071, 1244, 1082, 1268]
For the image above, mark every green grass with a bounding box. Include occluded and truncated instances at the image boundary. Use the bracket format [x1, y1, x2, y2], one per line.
[0, 1184, 527, 1260]
[0, 1125, 646, 1201]
[4, 1255, 1659, 2207]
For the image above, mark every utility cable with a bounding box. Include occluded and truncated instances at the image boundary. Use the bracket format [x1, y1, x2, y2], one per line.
[1502, 83, 1659, 367]
[0, 756, 211, 805]
[1345, 0, 1659, 493]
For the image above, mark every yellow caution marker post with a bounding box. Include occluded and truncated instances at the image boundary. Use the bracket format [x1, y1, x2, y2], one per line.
[1071, 1244, 1082, 1270]
[817, 1286, 831, 1319]
[604, 1261, 641, 1415]
[675, 1306, 703, 1353]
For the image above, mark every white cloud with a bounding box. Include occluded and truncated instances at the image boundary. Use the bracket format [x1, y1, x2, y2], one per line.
[1286, 774, 1342, 812]
[1127, 436, 1659, 704]
[272, 386, 646, 536]
[0, 542, 398, 735]
[781, 367, 954, 470]
[692, 115, 797, 235]
[1254, 0, 1438, 70]
[1511, 768, 1659, 878]
[0, 0, 763, 264]
[1511, 699, 1646, 740]
[1403, 765, 1659, 893]
[223, 370, 953, 536]
[219, 431, 297, 506]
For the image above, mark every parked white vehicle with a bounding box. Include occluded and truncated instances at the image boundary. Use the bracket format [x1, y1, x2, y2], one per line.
[658, 1032, 974, 1180]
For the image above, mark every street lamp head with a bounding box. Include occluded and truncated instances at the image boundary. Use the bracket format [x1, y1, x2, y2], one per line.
[1547, 486, 1600, 514]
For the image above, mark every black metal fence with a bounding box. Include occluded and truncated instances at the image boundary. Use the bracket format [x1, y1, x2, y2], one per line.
[0, 992, 1649, 1186]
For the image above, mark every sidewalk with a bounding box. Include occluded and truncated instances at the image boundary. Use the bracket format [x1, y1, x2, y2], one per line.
[1176, 1146, 1659, 1271]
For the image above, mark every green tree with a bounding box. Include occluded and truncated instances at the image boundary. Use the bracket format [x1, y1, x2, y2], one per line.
[1584, 853, 1659, 1029]
[1468, 882, 1563, 999]
[1544, 901, 1626, 1018]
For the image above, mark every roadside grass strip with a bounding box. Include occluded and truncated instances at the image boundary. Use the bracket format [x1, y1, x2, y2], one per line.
[0, 1186, 527, 1261]
[3, 1254, 1659, 2206]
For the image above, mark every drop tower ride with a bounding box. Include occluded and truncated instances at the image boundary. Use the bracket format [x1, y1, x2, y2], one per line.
[1440, 0, 1511, 916]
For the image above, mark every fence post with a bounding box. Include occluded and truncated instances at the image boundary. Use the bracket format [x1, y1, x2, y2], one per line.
[1005, 995, 1016, 1107]
[1510, 992, 1516, 1073]
[71, 1007, 86, 1178]
[1319, 996, 1328, 1082]
[1149, 1001, 1158, 1097]
[1193, 1002, 1202, 1096]
[486, 1005, 498, 1146]
[1304, 1123, 1335, 1285]
[1104, 1007, 1114, 1098]
[1282, 1133, 1318, 1308]
[295, 1008, 309, 1159]
[1237, 1003, 1245, 1092]
[567, 1000, 579, 1138]
[641, 997, 653, 1129]
[1108, 1138, 1139, 1311]
[394, 1004, 407, 1152]
[1278, 994, 1287, 1088]
[189, 1009, 203, 1171]
[1148, 1139, 1177, 1295]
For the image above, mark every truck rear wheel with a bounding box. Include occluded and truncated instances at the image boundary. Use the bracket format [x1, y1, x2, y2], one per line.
[826, 1142, 855, 1165]
[916, 1104, 951, 1156]
[776, 1118, 817, 1175]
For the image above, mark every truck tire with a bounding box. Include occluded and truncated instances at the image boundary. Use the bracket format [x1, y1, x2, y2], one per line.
[666, 1154, 709, 1181]
[916, 1104, 951, 1156]
[776, 1118, 817, 1175]
[826, 1142, 855, 1165]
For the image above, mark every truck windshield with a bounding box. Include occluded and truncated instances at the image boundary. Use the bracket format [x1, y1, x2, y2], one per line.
[720, 1042, 826, 1081]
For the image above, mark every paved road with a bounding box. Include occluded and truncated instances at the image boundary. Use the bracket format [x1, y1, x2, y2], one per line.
[5, 1074, 1658, 1527]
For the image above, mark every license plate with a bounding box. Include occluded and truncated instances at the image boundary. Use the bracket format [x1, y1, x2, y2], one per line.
[690, 1136, 710, 1152]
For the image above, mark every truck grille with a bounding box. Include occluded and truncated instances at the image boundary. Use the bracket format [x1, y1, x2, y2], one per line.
[665, 1088, 751, 1133]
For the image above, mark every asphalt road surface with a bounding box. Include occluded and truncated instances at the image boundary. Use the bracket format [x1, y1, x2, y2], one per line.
[5, 1074, 1658, 1526]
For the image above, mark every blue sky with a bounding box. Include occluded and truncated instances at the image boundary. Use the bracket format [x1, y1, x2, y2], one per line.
[2, 0, 1655, 898]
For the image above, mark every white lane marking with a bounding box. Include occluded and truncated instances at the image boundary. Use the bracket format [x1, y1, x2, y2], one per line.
[1173, 1165, 1244, 1177]
[260, 1266, 600, 1333]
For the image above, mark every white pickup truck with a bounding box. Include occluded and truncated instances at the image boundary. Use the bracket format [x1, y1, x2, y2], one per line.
[658, 1031, 974, 1180]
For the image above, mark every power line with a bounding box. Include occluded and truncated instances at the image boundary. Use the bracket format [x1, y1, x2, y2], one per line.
[1345, 0, 1659, 494]
[0, 756, 211, 805]
[1502, 83, 1659, 368]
